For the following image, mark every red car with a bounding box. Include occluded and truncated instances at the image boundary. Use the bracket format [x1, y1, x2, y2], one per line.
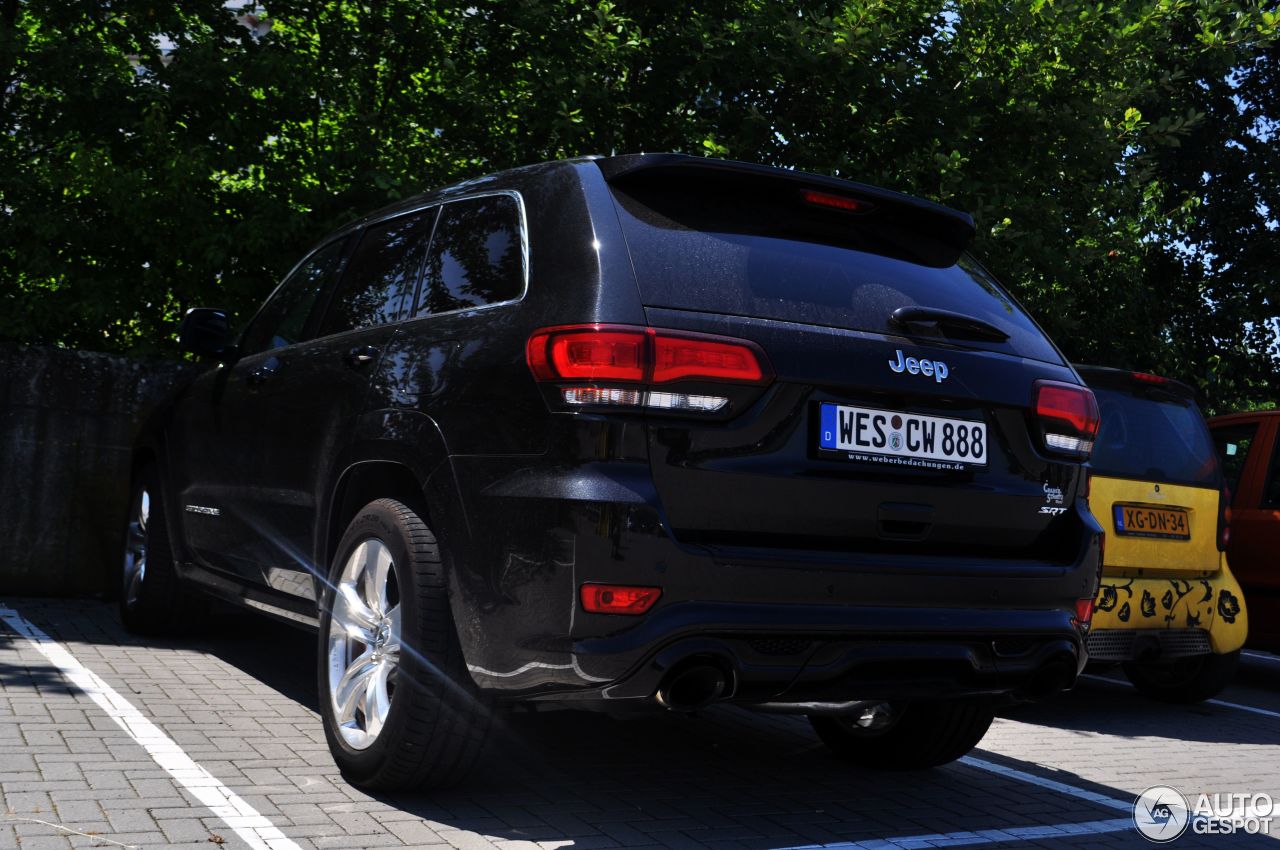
[1207, 411, 1280, 653]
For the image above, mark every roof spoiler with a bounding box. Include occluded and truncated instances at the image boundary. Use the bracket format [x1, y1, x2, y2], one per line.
[596, 153, 976, 265]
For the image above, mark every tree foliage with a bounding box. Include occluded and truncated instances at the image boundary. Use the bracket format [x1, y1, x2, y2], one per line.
[0, 0, 1276, 410]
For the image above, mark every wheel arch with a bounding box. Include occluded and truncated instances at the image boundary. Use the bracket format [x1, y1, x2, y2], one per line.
[321, 415, 468, 607]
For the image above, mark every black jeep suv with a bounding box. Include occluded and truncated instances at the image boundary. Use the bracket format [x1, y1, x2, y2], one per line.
[125, 154, 1103, 790]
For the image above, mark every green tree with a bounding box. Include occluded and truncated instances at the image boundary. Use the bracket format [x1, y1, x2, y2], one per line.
[0, 1, 1275, 409]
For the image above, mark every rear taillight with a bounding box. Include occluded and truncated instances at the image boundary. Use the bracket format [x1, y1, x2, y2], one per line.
[1073, 597, 1095, 629]
[527, 324, 773, 414]
[1033, 380, 1099, 458]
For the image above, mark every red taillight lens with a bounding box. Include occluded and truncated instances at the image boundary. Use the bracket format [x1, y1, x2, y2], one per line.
[1033, 380, 1099, 456]
[1073, 597, 1095, 628]
[1036, 382, 1100, 435]
[527, 324, 772, 386]
[652, 335, 766, 384]
[580, 583, 662, 615]
[1131, 371, 1170, 385]
[527, 327, 646, 382]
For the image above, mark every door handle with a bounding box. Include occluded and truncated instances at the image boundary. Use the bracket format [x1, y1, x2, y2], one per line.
[346, 345, 379, 368]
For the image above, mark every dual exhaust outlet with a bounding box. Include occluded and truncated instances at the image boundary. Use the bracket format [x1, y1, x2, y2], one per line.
[653, 650, 1079, 711]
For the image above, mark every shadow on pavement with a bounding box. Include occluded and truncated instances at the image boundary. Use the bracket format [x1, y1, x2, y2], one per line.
[4, 598, 1276, 850]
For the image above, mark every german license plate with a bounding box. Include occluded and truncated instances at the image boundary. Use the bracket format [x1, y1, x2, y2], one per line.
[1112, 504, 1190, 539]
[818, 403, 987, 468]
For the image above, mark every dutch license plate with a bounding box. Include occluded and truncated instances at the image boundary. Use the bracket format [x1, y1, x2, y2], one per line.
[818, 403, 987, 468]
[1113, 504, 1190, 540]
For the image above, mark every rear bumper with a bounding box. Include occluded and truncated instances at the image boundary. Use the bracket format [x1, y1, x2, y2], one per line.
[1090, 561, 1248, 658]
[450, 471, 1102, 705]
[571, 603, 1084, 705]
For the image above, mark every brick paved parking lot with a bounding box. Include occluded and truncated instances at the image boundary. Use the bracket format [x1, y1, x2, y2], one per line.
[2, 599, 1278, 850]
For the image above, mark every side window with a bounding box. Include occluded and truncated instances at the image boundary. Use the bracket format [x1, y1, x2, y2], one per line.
[241, 237, 348, 356]
[320, 210, 437, 336]
[416, 194, 524, 316]
[1263, 434, 1280, 508]
[1211, 423, 1258, 502]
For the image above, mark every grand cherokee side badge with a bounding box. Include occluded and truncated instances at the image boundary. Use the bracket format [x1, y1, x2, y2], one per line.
[888, 349, 949, 383]
[185, 505, 221, 517]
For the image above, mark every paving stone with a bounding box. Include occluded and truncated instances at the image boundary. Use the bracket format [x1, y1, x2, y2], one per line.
[2, 598, 1279, 850]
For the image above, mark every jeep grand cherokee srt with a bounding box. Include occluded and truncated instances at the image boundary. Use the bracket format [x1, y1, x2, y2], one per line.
[124, 154, 1103, 790]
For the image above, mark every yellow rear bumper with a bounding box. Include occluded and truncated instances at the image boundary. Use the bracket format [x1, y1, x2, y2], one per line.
[1091, 560, 1248, 654]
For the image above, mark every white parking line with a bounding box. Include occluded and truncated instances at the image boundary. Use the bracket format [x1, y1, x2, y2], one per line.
[0, 605, 302, 850]
[961, 755, 1131, 811]
[774, 817, 1135, 849]
[1081, 672, 1280, 720]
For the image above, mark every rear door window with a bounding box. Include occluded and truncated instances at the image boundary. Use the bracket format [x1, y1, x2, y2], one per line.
[416, 194, 525, 316]
[1091, 388, 1219, 487]
[1210, 423, 1258, 499]
[320, 209, 437, 336]
[608, 176, 1061, 363]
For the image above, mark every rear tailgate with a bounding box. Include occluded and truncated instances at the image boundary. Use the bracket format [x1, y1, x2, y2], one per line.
[1081, 368, 1225, 574]
[602, 157, 1091, 562]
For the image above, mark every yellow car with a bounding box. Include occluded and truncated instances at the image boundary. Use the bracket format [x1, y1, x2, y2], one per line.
[1077, 366, 1246, 703]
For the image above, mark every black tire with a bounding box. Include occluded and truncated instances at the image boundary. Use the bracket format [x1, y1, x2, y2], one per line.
[317, 498, 491, 790]
[810, 699, 995, 769]
[119, 464, 191, 634]
[1123, 651, 1240, 704]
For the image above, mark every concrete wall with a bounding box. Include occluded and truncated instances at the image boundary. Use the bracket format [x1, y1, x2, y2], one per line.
[0, 345, 192, 596]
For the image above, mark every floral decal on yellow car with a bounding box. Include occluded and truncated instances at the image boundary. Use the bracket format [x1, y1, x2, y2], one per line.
[1095, 578, 1215, 627]
[1217, 590, 1241, 624]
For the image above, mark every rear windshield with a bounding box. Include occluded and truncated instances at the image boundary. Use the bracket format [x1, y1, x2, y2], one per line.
[608, 177, 1062, 364]
[1090, 387, 1219, 487]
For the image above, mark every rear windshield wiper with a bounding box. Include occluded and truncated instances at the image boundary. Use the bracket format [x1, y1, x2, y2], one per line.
[890, 306, 1010, 342]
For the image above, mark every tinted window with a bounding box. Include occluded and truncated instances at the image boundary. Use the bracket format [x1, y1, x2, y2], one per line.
[417, 195, 523, 315]
[242, 237, 348, 355]
[1210, 423, 1257, 500]
[610, 178, 1061, 364]
[322, 210, 437, 336]
[1262, 439, 1280, 507]
[1090, 388, 1218, 487]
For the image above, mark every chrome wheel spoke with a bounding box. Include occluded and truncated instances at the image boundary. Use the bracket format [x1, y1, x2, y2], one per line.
[364, 662, 392, 739]
[333, 584, 378, 641]
[383, 604, 402, 658]
[370, 545, 393, 615]
[335, 650, 378, 724]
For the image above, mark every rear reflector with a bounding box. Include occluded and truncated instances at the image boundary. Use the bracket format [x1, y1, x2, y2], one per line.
[528, 325, 772, 388]
[1073, 597, 1095, 628]
[580, 584, 662, 615]
[1034, 380, 1099, 457]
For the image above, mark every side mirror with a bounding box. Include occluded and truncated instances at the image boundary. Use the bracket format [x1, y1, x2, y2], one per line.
[178, 308, 233, 359]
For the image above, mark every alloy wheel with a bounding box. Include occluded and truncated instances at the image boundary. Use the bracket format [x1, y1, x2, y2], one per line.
[326, 539, 402, 750]
[122, 488, 150, 608]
